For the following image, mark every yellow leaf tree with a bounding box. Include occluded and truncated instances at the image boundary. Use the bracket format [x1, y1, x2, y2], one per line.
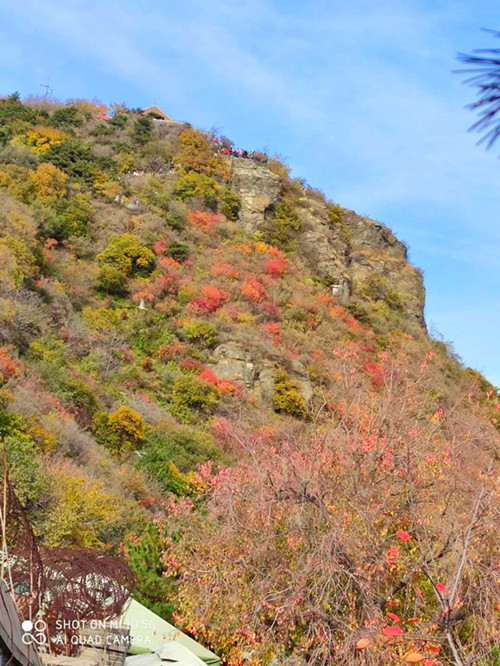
[13, 124, 66, 153]
[29, 163, 68, 201]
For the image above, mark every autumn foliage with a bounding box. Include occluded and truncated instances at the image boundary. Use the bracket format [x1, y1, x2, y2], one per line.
[0, 94, 498, 666]
[163, 358, 500, 664]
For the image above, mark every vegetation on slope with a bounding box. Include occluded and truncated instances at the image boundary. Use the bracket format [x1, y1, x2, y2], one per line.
[0, 92, 498, 665]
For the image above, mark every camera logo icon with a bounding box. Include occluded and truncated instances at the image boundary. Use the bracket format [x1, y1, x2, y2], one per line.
[21, 619, 47, 646]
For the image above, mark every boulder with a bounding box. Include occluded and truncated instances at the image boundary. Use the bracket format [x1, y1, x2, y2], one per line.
[231, 160, 281, 233]
[210, 345, 313, 407]
[210, 342, 255, 388]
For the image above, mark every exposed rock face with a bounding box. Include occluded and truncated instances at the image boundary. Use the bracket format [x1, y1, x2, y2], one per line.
[210, 342, 255, 388]
[341, 210, 426, 326]
[296, 195, 351, 300]
[230, 163, 425, 326]
[295, 196, 425, 326]
[253, 359, 313, 406]
[288, 359, 313, 403]
[341, 210, 407, 259]
[210, 343, 313, 406]
[349, 248, 425, 325]
[230, 159, 281, 233]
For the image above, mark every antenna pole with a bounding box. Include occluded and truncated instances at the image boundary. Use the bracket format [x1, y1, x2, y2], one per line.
[40, 83, 52, 100]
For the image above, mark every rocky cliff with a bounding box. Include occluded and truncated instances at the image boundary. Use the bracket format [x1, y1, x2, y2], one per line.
[231, 158, 425, 328]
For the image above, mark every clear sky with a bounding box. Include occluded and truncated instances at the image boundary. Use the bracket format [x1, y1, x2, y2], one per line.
[0, 0, 498, 385]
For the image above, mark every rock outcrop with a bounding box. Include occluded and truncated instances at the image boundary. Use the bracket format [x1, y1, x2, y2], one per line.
[209, 342, 313, 406]
[230, 161, 425, 327]
[210, 342, 255, 388]
[341, 210, 425, 326]
[295, 195, 351, 297]
[230, 159, 281, 233]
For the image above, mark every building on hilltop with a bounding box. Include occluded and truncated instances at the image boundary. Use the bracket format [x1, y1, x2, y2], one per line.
[141, 105, 184, 125]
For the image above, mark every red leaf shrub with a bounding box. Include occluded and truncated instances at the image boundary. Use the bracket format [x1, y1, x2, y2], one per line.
[158, 339, 185, 362]
[265, 259, 287, 278]
[259, 321, 280, 345]
[153, 239, 167, 254]
[188, 210, 220, 232]
[260, 302, 281, 319]
[189, 285, 228, 315]
[386, 612, 400, 623]
[0, 348, 21, 383]
[383, 626, 403, 637]
[198, 368, 218, 385]
[159, 256, 181, 271]
[216, 380, 241, 398]
[211, 261, 239, 279]
[198, 368, 241, 398]
[179, 357, 203, 372]
[240, 276, 265, 302]
[364, 362, 385, 389]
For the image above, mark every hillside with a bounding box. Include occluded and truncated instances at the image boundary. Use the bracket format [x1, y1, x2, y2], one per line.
[0, 93, 499, 665]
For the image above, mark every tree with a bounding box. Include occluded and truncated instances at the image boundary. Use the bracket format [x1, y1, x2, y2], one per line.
[132, 115, 153, 145]
[124, 521, 176, 619]
[29, 163, 68, 201]
[97, 234, 155, 275]
[93, 406, 145, 455]
[42, 462, 126, 547]
[42, 139, 115, 184]
[14, 125, 66, 153]
[163, 354, 500, 665]
[457, 29, 500, 149]
[173, 128, 226, 177]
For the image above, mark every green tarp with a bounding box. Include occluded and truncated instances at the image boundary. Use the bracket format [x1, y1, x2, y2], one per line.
[120, 599, 220, 666]
[126, 642, 207, 666]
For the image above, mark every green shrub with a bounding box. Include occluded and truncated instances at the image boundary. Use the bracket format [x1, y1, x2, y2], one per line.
[140, 427, 220, 486]
[109, 113, 128, 129]
[90, 124, 114, 138]
[164, 210, 186, 231]
[166, 241, 189, 262]
[268, 199, 301, 247]
[220, 186, 241, 221]
[0, 93, 36, 144]
[93, 406, 145, 455]
[50, 106, 82, 129]
[42, 139, 115, 184]
[385, 289, 405, 312]
[39, 193, 94, 239]
[0, 143, 39, 168]
[346, 302, 372, 325]
[172, 171, 218, 207]
[131, 116, 153, 145]
[0, 164, 35, 202]
[124, 522, 176, 620]
[5, 433, 46, 505]
[96, 265, 129, 294]
[97, 234, 155, 275]
[58, 377, 98, 421]
[137, 176, 170, 213]
[273, 370, 307, 419]
[359, 274, 387, 301]
[477, 646, 500, 666]
[171, 375, 219, 415]
[326, 203, 350, 243]
[181, 320, 219, 347]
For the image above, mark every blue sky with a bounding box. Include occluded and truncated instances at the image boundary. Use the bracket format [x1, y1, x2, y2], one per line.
[0, 0, 498, 384]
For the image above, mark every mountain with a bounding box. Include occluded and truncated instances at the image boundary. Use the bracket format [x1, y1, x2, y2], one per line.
[0, 93, 499, 665]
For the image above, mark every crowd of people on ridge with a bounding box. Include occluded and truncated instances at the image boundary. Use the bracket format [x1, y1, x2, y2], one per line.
[213, 137, 268, 163]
